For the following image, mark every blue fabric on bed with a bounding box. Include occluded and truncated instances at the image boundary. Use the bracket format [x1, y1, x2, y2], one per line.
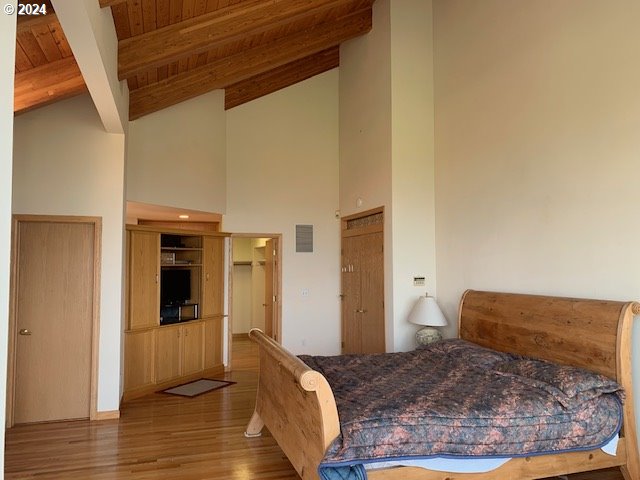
[318, 464, 366, 480]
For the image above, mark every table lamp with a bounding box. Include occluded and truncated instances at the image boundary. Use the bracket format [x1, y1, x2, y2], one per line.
[408, 293, 448, 345]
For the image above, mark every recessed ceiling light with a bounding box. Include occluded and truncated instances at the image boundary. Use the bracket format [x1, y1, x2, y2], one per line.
[178, 214, 189, 219]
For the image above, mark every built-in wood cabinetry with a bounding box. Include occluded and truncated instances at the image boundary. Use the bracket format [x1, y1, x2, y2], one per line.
[124, 329, 155, 391]
[202, 236, 224, 317]
[129, 231, 160, 330]
[124, 226, 228, 401]
[155, 322, 205, 383]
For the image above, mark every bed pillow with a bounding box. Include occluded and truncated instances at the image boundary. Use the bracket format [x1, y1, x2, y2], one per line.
[495, 358, 623, 409]
[420, 338, 515, 369]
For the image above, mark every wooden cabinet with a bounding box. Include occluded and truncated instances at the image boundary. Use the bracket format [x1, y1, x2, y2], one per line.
[202, 236, 224, 317]
[156, 322, 204, 382]
[182, 322, 204, 375]
[156, 325, 181, 383]
[204, 317, 223, 369]
[124, 226, 228, 400]
[129, 231, 160, 330]
[124, 330, 156, 391]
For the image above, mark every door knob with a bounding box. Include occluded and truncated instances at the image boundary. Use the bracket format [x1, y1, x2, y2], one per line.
[355, 309, 365, 313]
[19, 329, 32, 336]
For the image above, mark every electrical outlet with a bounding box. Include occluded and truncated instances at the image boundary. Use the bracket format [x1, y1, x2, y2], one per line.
[301, 288, 309, 297]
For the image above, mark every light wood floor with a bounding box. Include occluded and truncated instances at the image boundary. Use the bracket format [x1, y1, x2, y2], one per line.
[5, 336, 624, 479]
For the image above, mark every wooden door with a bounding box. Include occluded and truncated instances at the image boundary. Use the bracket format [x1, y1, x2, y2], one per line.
[129, 231, 160, 329]
[341, 208, 385, 354]
[358, 232, 384, 353]
[264, 239, 275, 338]
[156, 326, 180, 383]
[14, 221, 94, 423]
[181, 322, 203, 375]
[341, 235, 361, 353]
[202, 236, 223, 317]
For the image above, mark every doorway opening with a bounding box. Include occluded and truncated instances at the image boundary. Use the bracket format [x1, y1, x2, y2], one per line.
[229, 234, 281, 371]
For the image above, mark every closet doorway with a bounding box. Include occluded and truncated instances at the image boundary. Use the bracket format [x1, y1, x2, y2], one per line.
[341, 207, 385, 354]
[230, 234, 282, 364]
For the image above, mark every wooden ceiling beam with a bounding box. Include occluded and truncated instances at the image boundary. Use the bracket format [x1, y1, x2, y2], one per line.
[14, 56, 87, 114]
[129, 8, 371, 119]
[225, 47, 339, 110]
[118, 0, 372, 80]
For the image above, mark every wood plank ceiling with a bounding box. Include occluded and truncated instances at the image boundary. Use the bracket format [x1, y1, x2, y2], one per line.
[14, 0, 87, 115]
[13, 0, 374, 119]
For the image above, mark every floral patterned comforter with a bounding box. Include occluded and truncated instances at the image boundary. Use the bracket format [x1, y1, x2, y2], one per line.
[299, 339, 623, 476]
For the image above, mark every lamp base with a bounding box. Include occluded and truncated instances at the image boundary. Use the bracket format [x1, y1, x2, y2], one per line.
[415, 326, 442, 346]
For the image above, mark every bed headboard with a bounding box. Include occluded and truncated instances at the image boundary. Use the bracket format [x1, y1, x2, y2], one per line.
[458, 290, 639, 381]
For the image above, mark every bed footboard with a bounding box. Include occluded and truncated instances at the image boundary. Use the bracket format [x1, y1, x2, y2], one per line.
[245, 328, 339, 480]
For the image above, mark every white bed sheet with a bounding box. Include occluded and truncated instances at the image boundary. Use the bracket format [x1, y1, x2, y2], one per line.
[364, 435, 619, 474]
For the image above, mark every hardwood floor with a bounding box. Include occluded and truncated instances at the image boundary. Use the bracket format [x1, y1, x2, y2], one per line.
[5, 336, 297, 479]
[4, 337, 625, 479]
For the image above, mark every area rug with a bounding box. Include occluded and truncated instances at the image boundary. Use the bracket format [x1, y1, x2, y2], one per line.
[162, 378, 235, 397]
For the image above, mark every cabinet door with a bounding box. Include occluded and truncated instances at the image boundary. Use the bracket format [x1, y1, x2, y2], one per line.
[129, 231, 160, 329]
[204, 318, 222, 369]
[156, 326, 181, 383]
[124, 330, 155, 391]
[202, 236, 224, 317]
[181, 322, 204, 375]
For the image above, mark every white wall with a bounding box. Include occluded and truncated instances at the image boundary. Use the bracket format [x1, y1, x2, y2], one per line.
[433, 0, 640, 450]
[127, 90, 226, 213]
[232, 237, 253, 262]
[225, 70, 341, 355]
[340, 0, 436, 351]
[12, 94, 126, 413]
[339, 0, 394, 348]
[232, 265, 252, 333]
[1, 2, 17, 471]
[390, 0, 436, 351]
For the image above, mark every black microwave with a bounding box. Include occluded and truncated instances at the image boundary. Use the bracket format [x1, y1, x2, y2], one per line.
[160, 303, 198, 325]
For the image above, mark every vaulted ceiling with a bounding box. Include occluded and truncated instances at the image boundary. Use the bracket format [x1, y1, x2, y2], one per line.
[14, 0, 86, 114]
[13, 0, 374, 120]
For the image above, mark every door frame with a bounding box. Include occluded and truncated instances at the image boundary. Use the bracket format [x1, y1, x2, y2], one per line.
[7, 214, 102, 426]
[227, 233, 282, 371]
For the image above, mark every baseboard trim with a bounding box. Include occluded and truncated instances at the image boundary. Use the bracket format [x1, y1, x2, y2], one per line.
[93, 410, 120, 421]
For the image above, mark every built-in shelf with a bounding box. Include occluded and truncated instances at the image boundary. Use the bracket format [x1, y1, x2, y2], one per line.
[161, 247, 203, 251]
[233, 261, 252, 266]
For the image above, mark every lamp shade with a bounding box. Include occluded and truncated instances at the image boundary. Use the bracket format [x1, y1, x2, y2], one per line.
[407, 295, 448, 327]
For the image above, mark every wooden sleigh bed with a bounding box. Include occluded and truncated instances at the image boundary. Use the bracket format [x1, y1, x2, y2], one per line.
[244, 290, 640, 480]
